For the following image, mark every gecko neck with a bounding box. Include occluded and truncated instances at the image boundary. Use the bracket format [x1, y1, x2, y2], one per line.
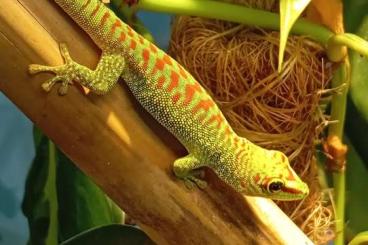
[55, 0, 133, 51]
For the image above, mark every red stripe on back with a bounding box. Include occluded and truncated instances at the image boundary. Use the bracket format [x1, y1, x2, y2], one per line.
[206, 114, 223, 128]
[179, 65, 188, 79]
[172, 93, 181, 104]
[119, 32, 126, 42]
[142, 48, 150, 70]
[130, 39, 137, 50]
[233, 137, 239, 147]
[150, 43, 158, 53]
[100, 11, 110, 27]
[156, 75, 165, 89]
[192, 99, 215, 115]
[163, 54, 173, 66]
[154, 58, 165, 71]
[184, 83, 202, 106]
[138, 36, 145, 45]
[167, 71, 179, 92]
[91, 3, 100, 16]
[110, 19, 122, 35]
[225, 126, 231, 136]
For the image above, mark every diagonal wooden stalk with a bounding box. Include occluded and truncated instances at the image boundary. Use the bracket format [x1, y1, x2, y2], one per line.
[0, 0, 313, 244]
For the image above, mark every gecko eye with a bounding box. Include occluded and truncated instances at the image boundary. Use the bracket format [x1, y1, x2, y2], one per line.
[267, 181, 283, 193]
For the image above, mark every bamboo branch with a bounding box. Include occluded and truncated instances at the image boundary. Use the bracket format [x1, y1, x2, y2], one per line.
[0, 1, 313, 244]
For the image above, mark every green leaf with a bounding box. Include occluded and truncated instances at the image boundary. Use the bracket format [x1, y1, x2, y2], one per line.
[349, 16, 368, 121]
[60, 224, 154, 245]
[346, 15, 368, 168]
[279, 0, 310, 72]
[349, 231, 368, 245]
[22, 133, 58, 245]
[57, 151, 124, 241]
[23, 128, 124, 244]
[344, 0, 368, 32]
[345, 139, 368, 237]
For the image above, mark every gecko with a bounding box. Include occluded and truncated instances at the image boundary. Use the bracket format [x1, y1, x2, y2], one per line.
[29, 0, 309, 200]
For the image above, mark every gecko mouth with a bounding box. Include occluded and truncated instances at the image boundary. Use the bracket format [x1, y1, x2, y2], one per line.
[281, 183, 309, 196]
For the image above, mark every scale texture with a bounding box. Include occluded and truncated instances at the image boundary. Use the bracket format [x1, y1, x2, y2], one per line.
[29, 0, 309, 200]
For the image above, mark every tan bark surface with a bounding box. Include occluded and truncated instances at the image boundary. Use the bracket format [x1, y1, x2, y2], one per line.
[0, 0, 313, 244]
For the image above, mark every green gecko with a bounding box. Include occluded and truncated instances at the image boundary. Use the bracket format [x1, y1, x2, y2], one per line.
[29, 0, 309, 200]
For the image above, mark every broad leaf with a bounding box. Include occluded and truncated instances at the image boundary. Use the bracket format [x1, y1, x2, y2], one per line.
[279, 0, 310, 72]
[60, 224, 154, 245]
[348, 231, 368, 245]
[22, 128, 58, 245]
[346, 16, 368, 168]
[344, 0, 368, 32]
[22, 128, 123, 244]
[345, 139, 368, 238]
[57, 150, 124, 241]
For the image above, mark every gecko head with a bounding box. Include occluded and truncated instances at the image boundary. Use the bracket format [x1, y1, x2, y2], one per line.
[238, 148, 309, 201]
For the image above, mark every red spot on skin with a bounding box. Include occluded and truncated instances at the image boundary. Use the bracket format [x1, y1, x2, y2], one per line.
[184, 83, 202, 106]
[235, 149, 245, 162]
[81, 0, 92, 10]
[163, 54, 173, 66]
[119, 32, 126, 42]
[111, 19, 122, 34]
[206, 114, 223, 128]
[233, 137, 239, 147]
[100, 11, 110, 27]
[156, 75, 165, 89]
[127, 26, 134, 38]
[224, 126, 231, 136]
[253, 174, 260, 184]
[149, 43, 158, 53]
[138, 35, 145, 45]
[179, 65, 188, 79]
[167, 71, 179, 92]
[192, 99, 215, 115]
[130, 39, 137, 50]
[91, 3, 100, 16]
[172, 93, 181, 104]
[142, 49, 150, 70]
[142, 49, 150, 61]
[154, 58, 165, 71]
[286, 168, 296, 181]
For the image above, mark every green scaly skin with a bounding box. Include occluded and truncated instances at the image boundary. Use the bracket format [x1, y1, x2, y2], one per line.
[29, 0, 309, 200]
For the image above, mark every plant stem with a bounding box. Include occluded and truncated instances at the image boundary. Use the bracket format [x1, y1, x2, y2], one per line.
[45, 141, 58, 245]
[329, 60, 350, 245]
[136, 0, 333, 45]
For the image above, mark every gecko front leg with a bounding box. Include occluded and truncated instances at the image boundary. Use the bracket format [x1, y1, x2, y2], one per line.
[29, 43, 125, 95]
[173, 155, 207, 189]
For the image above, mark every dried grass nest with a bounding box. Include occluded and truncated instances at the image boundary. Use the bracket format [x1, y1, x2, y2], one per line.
[168, 13, 334, 244]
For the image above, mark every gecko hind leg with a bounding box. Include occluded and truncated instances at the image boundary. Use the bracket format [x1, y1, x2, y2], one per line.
[29, 43, 125, 95]
[173, 155, 207, 189]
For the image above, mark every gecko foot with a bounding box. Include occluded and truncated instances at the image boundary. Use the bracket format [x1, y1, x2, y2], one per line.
[29, 43, 76, 95]
[179, 170, 208, 190]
